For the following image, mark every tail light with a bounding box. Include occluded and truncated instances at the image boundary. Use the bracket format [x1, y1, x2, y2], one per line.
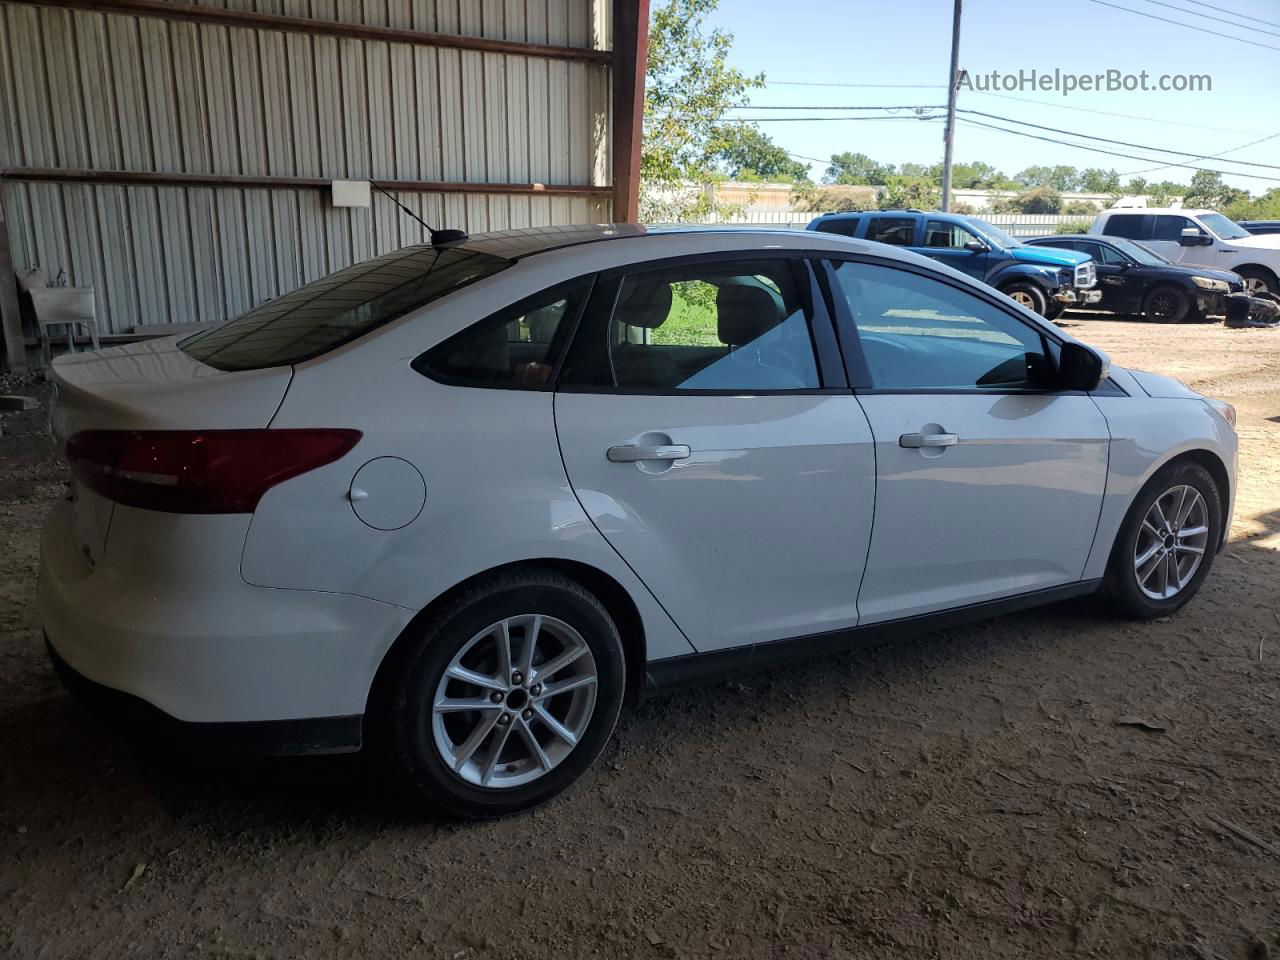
[66, 429, 361, 513]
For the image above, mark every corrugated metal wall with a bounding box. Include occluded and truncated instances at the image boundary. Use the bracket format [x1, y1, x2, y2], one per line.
[0, 1, 611, 333]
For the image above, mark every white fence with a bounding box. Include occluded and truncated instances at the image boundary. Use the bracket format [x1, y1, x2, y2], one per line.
[696, 210, 1092, 237]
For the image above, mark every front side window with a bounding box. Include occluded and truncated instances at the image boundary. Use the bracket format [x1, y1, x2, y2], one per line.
[923, 220, 982, 249]
[864, 217, 916, 246]
[1152, 215, 1202, 241]
[827, 259, 1052, 391]
[419, 283, 588, 387]
[1103, 214, 1150, 240]
[562, 260, 821, 392]
[1197, 212, 1249, 240]
[181, 245, 511, 371]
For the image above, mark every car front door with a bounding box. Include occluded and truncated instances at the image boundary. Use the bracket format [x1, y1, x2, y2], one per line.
[823, 257, 1110, 623]
[915, 219, 990, 280]
[554, 255, 876, 652]
[1146, 215, 1210, 266]
[1079, 241, 1143, 313]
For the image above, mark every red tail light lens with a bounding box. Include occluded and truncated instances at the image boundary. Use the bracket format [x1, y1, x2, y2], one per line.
[66, 429, 361, 513]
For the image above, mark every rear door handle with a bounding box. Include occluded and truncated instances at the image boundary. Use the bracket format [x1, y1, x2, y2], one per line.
[899, 432, 958, 448]
[607, 444, 691, 463]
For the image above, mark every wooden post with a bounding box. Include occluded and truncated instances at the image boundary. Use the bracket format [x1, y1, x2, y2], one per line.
[611, 0, 649, 224]
[0, 190, 26, 373]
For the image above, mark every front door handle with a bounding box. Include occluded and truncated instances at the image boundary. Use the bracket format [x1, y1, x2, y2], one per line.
[899, 432, 958, 448]
[607, 443, 691, 463]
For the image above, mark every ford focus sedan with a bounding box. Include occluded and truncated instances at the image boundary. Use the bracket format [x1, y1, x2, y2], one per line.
[41, 225, 1237, 818]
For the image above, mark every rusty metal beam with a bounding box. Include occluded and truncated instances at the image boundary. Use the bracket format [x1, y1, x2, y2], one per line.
[611, 0, 649, 224]
[0, 168, 613, 198]
[12, 0, 614, 64]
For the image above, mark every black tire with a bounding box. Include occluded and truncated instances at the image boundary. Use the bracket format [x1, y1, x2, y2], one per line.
[1103, 461, 1222, 619]
[1142, 285, 1191, 323]
[1003, 282, 1049, 316]
[1236, 266, 1279, 299]
[374, 569, 626, 819]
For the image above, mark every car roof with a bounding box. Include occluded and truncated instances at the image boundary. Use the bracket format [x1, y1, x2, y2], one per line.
[1029, 234, 1098, 242]
[1099, 208, 1216, 217]
[455, 223, 837, 262]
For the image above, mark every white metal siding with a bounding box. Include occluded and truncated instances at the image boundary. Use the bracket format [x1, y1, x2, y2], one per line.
[0, 2, 610, 333]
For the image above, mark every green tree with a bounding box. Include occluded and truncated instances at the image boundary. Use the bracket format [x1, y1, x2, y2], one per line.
[1182, 170, 1247, 211]
[879, 175, 940, 210]
[792, 183, 878, 212]
[641, 0, 763, 221]
[1004, 186, 1062, 214]
[1146, 181, 1184, 207]
[1016, 165, 1081, 191]
[1062, 199, 1099, 215]
[1078, 168, 1121, 193]
[1123, 177, 1149, 195]
[824, 152, 895, 186]
[714, 125, 810, 182]
[1224, 188, 1280, 220]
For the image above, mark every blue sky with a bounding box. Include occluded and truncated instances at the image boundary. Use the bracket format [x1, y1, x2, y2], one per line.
[705, 0, 1280, 193]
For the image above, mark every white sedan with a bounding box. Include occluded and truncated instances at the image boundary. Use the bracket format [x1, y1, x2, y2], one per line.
[40, 225, 1237, 818]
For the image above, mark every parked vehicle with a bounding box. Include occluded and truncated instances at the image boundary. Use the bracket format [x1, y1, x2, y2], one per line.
[807, 210, 1100, 318]
[41, 225, 1237, 818]
[1025, 234, 1254, 323]
[1238, 220, 1280, 237]
[1090, 208, 1280, 298]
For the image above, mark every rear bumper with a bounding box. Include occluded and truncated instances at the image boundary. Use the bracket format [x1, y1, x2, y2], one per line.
[39, 499, 415, 733]
[47, 639, 362, 755]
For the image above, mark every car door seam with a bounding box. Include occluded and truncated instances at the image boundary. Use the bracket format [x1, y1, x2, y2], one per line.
[1081, 393, 1116, 579]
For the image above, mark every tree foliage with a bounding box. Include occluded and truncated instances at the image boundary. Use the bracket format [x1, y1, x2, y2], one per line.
[714, 125, 810, 182]
[824, 152, 895, 186]
[1182, 170, 1247, 211]
[641, 0, 763, 221]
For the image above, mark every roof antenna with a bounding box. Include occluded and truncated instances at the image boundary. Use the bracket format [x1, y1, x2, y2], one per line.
[372, 184, 469, 247]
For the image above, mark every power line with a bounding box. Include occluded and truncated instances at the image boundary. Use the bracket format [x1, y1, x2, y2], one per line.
[1134, 0, 1280, 36]
[956, 116, 1280, 181]
[1120, 131, 1280, 176]
[764, 80, 944, 88]
[1080, 0, 1280, 51]
[958, 110, 1280, 170]
[1166, 0, 1280, 29]
[726, 114, 945, 122]
[728, 104, 945, 110]
[966, 90, 1254, 134]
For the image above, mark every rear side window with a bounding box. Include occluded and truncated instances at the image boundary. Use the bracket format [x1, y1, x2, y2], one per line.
[864, 217, 916, 246]
[1152, 215, 1200, 241]
[417, 282, 590, 388]
[561, 260, 822, 393]
[1101, 214, 1150, 240]
[180, 245, 511, 371]
[813, 217, 859, 237]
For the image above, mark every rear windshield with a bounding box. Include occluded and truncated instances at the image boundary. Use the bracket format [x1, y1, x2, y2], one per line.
[180, 245, 511, 371]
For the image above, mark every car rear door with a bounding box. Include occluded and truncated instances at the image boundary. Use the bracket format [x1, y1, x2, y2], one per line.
[553, 254, 876, 652]
[822, 256, 1110, 623]
[914, 219, 990, 281]
[1076, 240, 1141, 312]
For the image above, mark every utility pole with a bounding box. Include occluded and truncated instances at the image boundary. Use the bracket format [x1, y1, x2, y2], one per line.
[940, 0, 962, 212]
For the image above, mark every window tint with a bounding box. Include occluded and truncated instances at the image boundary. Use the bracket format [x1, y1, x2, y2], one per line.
[419, 283, 588, 387]
[563, 261, 821, 392]
[1102, 214, 1151, 240]
[864, 217, 916, 246]
[1152, 215, 1200, 241]
[923, 220, 981, 249]
[813, 217, 859, 237]
[828, 260, 1051, 391]
[180, 245, 511, 371]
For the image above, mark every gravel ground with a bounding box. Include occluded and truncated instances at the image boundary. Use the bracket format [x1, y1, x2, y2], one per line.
[1, 315, 1278, 960]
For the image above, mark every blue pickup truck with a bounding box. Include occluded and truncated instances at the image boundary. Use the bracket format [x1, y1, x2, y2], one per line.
[807, 210, 1099, 318]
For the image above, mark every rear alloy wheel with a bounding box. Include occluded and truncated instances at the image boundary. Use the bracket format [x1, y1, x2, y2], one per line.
[1104, 462, 1222, 619]
[1143, 286, 1191, 323]
[1003, 282, 1048, 316]
[376, 570, 625, 819]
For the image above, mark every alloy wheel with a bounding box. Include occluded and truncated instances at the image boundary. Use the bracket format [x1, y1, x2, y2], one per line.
[432, 614, 598, 788]
[1133, 485, 1209, 600]
[1147, 290, 1181, 321]
[1009, 290, 1035, 308]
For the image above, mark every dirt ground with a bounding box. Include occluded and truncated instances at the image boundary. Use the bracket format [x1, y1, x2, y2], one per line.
[1, 315, 1278, 960]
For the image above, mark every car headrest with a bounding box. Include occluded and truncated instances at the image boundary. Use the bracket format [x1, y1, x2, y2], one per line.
[617, 278, 673, 329]
[717, 284, 782, 346]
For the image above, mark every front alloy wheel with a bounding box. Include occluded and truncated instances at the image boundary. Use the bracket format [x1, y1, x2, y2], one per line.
[1132, 485, 1209, 600]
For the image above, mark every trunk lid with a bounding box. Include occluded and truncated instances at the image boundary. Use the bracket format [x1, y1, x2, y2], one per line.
[50, 338, 293, 568]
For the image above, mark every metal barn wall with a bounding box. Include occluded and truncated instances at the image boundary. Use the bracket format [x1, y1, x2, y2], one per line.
[0, 1, 612, 334]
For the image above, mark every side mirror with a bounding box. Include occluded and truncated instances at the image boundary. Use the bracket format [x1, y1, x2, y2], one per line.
[1179, 227, 1211, 247]
[1058, 341, 1108, 391]
[964, 240, 988, 253]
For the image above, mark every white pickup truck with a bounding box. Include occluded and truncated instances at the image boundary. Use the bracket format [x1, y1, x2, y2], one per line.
[1090, 208, 1280, 298]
